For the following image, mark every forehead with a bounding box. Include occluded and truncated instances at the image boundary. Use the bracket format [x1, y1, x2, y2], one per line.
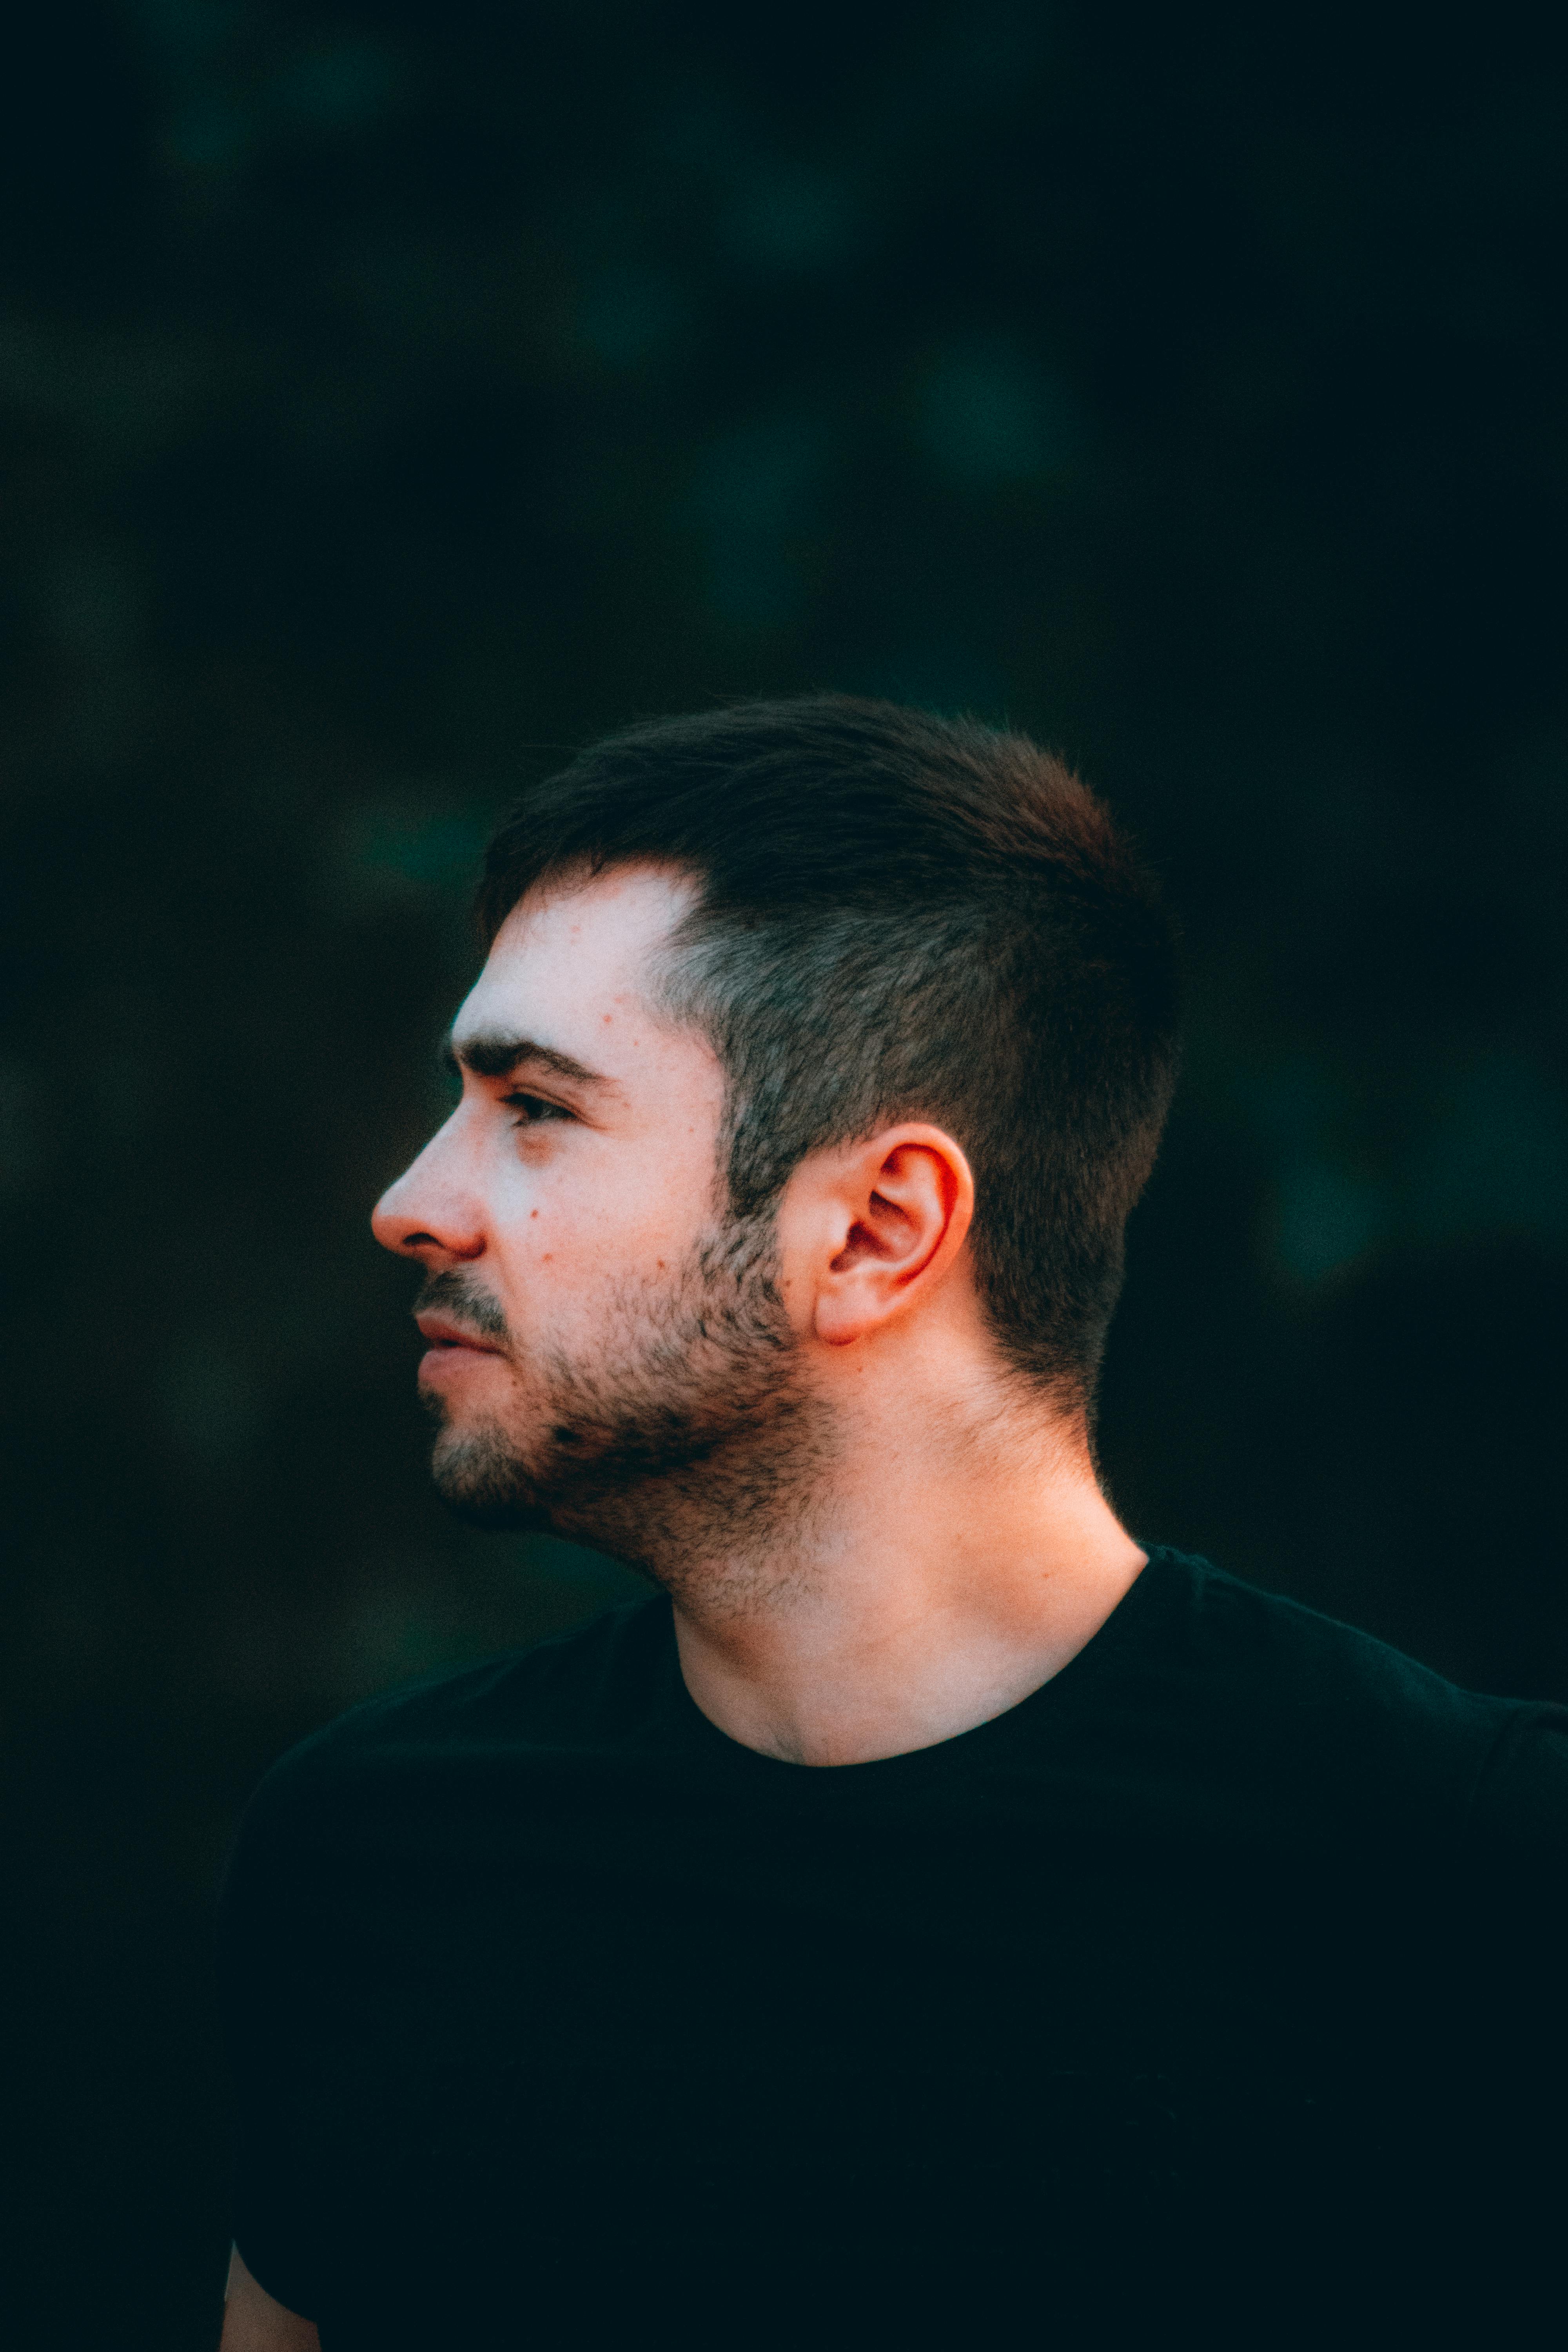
[453, 864, 702, 1059]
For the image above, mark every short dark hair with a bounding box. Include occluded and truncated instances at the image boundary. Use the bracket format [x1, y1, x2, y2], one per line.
[478, 695, 1180, 1409]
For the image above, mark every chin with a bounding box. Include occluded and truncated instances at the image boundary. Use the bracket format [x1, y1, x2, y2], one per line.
[428, 1424, 553, 1532]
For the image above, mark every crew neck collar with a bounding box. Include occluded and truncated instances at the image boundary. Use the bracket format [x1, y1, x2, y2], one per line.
[659, 1542, 1177, 1789]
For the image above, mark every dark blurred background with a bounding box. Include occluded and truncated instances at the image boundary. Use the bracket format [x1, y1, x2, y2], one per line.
[2, 1, 1565, 2341]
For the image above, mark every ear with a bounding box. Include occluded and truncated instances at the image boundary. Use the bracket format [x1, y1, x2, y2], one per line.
[787, 1123, 976, 1349]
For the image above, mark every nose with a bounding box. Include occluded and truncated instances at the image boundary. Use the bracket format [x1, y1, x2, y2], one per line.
[371, 1120, 485, 1264]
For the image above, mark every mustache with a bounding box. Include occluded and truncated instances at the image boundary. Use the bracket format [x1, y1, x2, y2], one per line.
[414, 1267, 512, 1348]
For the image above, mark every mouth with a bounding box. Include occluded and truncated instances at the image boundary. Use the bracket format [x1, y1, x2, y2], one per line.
[414, 1312, 505, 1364]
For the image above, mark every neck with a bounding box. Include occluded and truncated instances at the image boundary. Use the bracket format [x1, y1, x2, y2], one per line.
[660, 1372, 1146, 1767]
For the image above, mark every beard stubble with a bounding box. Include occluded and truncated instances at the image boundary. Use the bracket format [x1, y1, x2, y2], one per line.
[413, 1213, 834, 1608]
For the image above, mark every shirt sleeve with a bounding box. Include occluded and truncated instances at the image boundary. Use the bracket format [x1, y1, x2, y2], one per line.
[215, 1766, 334, 2325]
[1457, 1702, 1568, 2194]
[1466, 1701, 1568, 1847]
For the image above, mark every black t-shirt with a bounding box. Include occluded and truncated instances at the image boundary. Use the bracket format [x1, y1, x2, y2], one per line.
[217, 1546, 1567, 2345]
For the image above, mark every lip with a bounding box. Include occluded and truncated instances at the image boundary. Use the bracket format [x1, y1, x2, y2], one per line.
[414, 1312, 503, 1355]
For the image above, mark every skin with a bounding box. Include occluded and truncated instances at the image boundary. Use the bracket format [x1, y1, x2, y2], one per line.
[224, 859, 1147, 2348]
[372, 863, 1146, 1766]
[220, 2250, 319, 2350]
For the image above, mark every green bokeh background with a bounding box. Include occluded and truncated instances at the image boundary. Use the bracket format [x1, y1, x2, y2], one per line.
[2, 3, 1565, 2340]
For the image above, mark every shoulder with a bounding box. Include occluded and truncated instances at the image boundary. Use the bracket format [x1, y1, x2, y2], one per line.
[1131, 1546, 1568, 1840]
[224, 1592, 674, 1880]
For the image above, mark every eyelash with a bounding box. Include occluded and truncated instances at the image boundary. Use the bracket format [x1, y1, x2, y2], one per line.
[503, 1090, 573, 1127]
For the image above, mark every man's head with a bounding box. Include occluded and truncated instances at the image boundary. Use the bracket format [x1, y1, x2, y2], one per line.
[372, 696, 1179, 1572]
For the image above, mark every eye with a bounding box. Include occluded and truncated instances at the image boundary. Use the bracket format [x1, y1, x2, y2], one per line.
[503, 1090, 573, 1127]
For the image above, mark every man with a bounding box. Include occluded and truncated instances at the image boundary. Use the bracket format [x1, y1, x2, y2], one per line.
[218, 697, 1563, 2349]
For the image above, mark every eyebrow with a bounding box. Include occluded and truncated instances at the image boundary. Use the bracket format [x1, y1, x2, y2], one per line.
[441, 1028, 614, 1091]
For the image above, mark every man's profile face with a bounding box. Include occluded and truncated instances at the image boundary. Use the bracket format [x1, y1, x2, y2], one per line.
[371, 866, 809, 1560]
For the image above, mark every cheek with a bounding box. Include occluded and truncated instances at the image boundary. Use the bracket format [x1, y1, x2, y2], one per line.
[498, 1195, 696, 1324]
[492, 1110, 721, 1307]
